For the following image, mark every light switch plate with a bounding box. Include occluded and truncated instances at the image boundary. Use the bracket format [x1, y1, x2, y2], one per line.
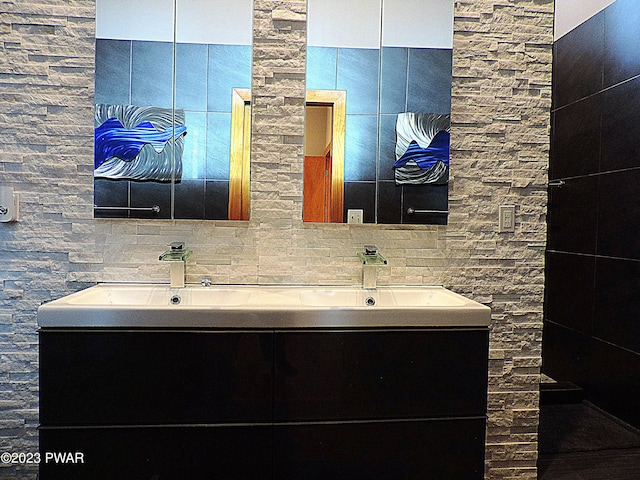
[347, 209, 363, 224]
[499, 205, 515, 233]
[0, 186, 18, 223]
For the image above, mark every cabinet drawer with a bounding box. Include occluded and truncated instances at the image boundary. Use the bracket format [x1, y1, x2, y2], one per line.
[274, 418, 486, 480]
[274, 329, 488, 421]
[40, 331, 273, 426]
[39, 425, 272, 480]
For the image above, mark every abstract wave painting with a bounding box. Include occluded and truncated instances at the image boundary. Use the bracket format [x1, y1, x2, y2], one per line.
[94, 104, 187, 182]
[393, 112, 450, 185]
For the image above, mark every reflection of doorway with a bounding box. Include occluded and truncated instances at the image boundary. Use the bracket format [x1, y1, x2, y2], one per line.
[229, 88, 251, 220]
[304, 105, 332, 222]
[304, 90, 345, 223]
[229, 89, 345, 222]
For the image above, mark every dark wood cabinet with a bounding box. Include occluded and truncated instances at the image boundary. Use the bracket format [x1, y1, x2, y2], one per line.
[40, 330, 273, 426]
[274, 418, 486, 480]
[274, 329, 488, 421]
[39, 425, 272, 480]
[39, 327, 488, 479]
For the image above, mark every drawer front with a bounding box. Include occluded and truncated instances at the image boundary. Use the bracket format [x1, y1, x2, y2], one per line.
[274, 329, 488, 421]
[40, 331, 273, 426]
[274, 418, 486, 480]
[39, 425, 272, 480]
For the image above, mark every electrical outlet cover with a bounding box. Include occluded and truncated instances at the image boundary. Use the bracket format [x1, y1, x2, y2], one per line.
[499, 205, 515, 233]
[347, 209, 364, 224]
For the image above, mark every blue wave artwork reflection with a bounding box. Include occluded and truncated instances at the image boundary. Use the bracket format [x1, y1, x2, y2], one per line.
[94, 104, 187, 182]
[393, 112, 450, 185]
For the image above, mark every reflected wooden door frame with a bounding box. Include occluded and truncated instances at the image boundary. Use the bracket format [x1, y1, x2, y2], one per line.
[229, 88, 251, 221]
[229, 89, 346, 223]
[305, 90, 346, 223]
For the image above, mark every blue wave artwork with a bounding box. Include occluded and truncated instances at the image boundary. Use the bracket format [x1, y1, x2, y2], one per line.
[94, 119, 186, 169]
[393, 113, 450, 185]
[94, 104, 187, 182]
[394, 131, 450, 170]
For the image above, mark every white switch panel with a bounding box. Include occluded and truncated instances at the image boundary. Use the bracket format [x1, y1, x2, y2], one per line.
[0, 186, 18, 223]
[347, 209, 363, 224]
[499, 205, 515, 233]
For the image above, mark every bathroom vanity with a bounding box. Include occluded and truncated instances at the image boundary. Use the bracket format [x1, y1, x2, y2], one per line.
[38, 284, 490, 479]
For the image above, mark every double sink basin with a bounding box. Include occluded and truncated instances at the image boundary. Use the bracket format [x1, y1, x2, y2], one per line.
[37, 283, 491, 328]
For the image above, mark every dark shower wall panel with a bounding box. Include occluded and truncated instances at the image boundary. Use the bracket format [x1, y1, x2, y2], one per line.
[593, 257, 640, 354]
[545, 0, 640, 429]
[552, 10, 604, 109]
[542, 322, 592, 393]
[544, 251, 595, 335]
[596, 169, 640, 260]
[549, 94, 601, 180]
[600, 76, 640, 172]
[589, 339, 640, 428]
[603, 0, 640, 88]
[546, 175, 598, 255]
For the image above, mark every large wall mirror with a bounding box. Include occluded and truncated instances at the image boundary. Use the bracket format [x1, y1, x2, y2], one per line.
[93, 0, 253, 220]
[305, 0, 453, 225]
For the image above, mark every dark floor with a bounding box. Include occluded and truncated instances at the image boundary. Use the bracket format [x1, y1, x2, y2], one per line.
[538, 402, 640, 479]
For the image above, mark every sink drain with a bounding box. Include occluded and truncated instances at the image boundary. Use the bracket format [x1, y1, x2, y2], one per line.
[365, 296, 376, 306]
[169, 294, 181, 305]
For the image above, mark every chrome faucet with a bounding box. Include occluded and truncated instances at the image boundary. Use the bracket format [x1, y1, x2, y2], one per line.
[159, 242, 192, 288]
[357, 245, 387, 289]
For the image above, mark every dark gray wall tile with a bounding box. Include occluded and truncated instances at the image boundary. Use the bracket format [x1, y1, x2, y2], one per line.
[378, 114, 397, 181]
[208, 45, 252, 113]
[174, 179, 205, 219]
[376, 180, 402, 224]
[380, 47, 407, 114]
[407, 48, 452, 114]
[93, 179, 129, 219]
[129, 181, 172, 219]
[176, 43, 208, 112]
[95, 39, 131, 106]
[337, 48, 380, 115]
[344, 114, 378, 182]
[344, 182, 376, 223]
[206, 112, 231, 180]
[182, 111, 207, 180]
[307, 47, 337, 91]
[402, 184, 448, 225]
[205, 180, 230, 220]
[131, 41, 174, 109]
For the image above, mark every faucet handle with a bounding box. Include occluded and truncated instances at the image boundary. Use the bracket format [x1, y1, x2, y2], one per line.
[169, 242, 184, 251]
[364, 245, 378, 255]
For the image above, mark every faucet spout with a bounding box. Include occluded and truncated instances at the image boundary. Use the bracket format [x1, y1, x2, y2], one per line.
[159, 242, 192, 288]
[362, 265, 377, 289]
[357, 245, 387, 289]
